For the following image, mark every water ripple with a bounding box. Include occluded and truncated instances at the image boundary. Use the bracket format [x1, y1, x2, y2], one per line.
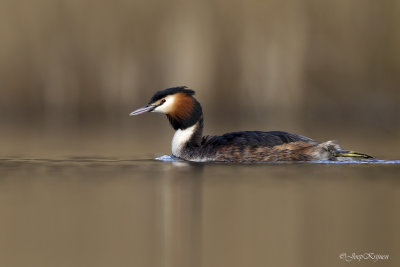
[155, 155, 400, 164]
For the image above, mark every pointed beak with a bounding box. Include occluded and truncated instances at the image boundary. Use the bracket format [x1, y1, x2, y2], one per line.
[129, 105, 156, 116]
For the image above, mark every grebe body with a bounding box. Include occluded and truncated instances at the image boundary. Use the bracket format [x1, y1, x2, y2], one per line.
[130, 87, 372, 163]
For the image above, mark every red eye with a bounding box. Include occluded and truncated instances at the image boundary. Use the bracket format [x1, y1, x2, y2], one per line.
[161, 99, 166, 104]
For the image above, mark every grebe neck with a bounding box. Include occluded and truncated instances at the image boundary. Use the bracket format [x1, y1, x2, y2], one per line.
[171, 116, 204, 157]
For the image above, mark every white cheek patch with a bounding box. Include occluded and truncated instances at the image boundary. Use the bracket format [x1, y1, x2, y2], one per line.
[152, 95, 176, 114]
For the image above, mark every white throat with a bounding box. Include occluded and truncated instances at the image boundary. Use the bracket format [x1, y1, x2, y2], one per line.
[171, 123, 197, 157]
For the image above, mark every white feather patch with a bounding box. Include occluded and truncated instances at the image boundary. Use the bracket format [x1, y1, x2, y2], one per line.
[171, 123, 197, 157]
[152, 94, 176, 114]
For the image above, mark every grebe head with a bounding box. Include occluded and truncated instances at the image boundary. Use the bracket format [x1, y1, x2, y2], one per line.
[129, 86, 202, 130]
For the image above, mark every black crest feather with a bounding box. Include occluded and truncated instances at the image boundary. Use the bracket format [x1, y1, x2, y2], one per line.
[148, 86, 195, 104]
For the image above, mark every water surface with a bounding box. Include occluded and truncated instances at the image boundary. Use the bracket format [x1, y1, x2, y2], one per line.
[0, 156, 399, 267]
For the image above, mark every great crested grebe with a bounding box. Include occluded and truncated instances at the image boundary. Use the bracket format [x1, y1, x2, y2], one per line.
[130, 86, 372, 162]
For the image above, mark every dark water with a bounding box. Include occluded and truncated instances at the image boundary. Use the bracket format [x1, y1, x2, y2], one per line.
[0, 156, 399, 267]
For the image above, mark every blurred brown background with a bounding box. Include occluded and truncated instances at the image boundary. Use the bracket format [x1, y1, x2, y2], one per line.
[1, 0, 399, 157]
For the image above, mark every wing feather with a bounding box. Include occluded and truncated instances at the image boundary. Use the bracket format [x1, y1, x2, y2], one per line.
[201, 131, 314, 148]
